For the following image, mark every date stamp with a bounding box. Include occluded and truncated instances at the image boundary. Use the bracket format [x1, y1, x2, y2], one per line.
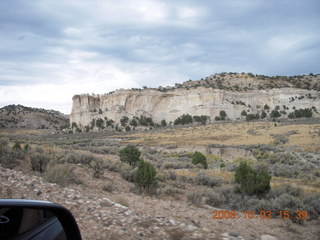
[211, 210, 309, 220]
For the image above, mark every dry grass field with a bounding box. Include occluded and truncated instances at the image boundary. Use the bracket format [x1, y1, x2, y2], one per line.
[120, 122, 320, 152]
[117, 121, 320, 195]
[1, 120, 320, 239]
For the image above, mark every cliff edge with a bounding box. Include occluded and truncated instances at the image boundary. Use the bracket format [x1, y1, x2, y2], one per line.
[70, 73, 320, 128]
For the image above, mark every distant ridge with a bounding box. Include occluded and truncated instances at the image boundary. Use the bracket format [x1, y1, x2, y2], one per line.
[0, 104, 69, 130]
[102, 72, 319, 94]
[153, 72, 320, 92]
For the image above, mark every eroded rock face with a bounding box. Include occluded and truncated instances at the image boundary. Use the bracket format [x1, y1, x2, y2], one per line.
[70, 88, 320, 127]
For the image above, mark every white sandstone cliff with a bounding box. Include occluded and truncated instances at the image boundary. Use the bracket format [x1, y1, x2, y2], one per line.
[70, 87, 320, 127]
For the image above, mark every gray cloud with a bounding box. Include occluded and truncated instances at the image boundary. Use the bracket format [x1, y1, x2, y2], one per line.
[0, 0, 319, 113]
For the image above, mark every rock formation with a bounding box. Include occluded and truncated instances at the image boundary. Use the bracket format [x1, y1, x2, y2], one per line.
[70, 87, 320, 127]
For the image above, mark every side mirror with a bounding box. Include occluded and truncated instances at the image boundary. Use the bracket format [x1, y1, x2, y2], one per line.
[0, 199, 82, 240]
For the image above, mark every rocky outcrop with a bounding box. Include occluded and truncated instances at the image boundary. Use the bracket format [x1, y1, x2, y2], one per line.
[70, 87, 320, 127]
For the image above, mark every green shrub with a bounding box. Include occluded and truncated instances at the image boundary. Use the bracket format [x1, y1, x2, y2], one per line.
[106, 119, 114, 127]
[130, 119, 138, 127]
[270, 110, 281, 118]
[205, 191, 223, 207]
[44, 164, 80, 187]
[194, 172, 221, 187]
[103, 160, 134, 182]
[246, 114, 258, 121]
[235, 161, 271, 195]
[303, 194, 320, 219]
[241, 110, 247, 116]
[60, 124, 69, 131]
[269, 185, 302, 198]
[23, 144, 29, 152]
[162, 162, 193, 169]
[271, 134, 289, 144]
[250, 198, 280, 215]
[65, 152, 94, 166]
[119, 145, 141, 167]
[205, 186, 236, 207]
[261, 111, 267, 119]
[104, 160, 123, 172]
[12, 142, 22, 151]
[161, 119, 167, 126]
[30, 152, 50, 173]
[288, 108, 313, 119]
[96, 118, 104, 128]
[193, 115, 208, 125]
[192, 151, 207, 169]
[138, 115, 154, 126]
[120, 116, 129, 126]
[187, 190, 203, 206]
[274, 194, 303, 210]
[134, 159, 157, 194]
[90, 159, 105, 178]
[174, 114, 193, 125]
[219, 110, 227, 120]
[0, 146, 21, 169]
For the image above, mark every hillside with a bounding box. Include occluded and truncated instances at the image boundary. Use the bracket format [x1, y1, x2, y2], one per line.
[0, 104, 69, 130]
[70, 73, 320, 131]
[174, 72, 320, 91]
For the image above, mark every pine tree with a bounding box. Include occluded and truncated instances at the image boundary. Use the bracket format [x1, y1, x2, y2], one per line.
[119, 145, 141, 167]
[261, 110, 267, 119]
[235, 161, 271, 195]
[134, 159, 157, 193]
[219, 110, 227, 120]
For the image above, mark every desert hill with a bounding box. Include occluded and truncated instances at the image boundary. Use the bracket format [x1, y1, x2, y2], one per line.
[70, 73, 320, 130]
[176, 72, 320, 91]
[0, 104, 69, 130]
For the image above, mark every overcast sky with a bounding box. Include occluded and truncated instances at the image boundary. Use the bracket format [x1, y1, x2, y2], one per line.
[0, 0, 319, 114]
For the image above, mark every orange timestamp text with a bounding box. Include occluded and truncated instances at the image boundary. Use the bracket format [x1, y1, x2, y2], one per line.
[211, 210, 309, 220]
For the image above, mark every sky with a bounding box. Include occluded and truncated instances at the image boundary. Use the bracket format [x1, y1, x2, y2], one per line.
[0, 0, 319, 114]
